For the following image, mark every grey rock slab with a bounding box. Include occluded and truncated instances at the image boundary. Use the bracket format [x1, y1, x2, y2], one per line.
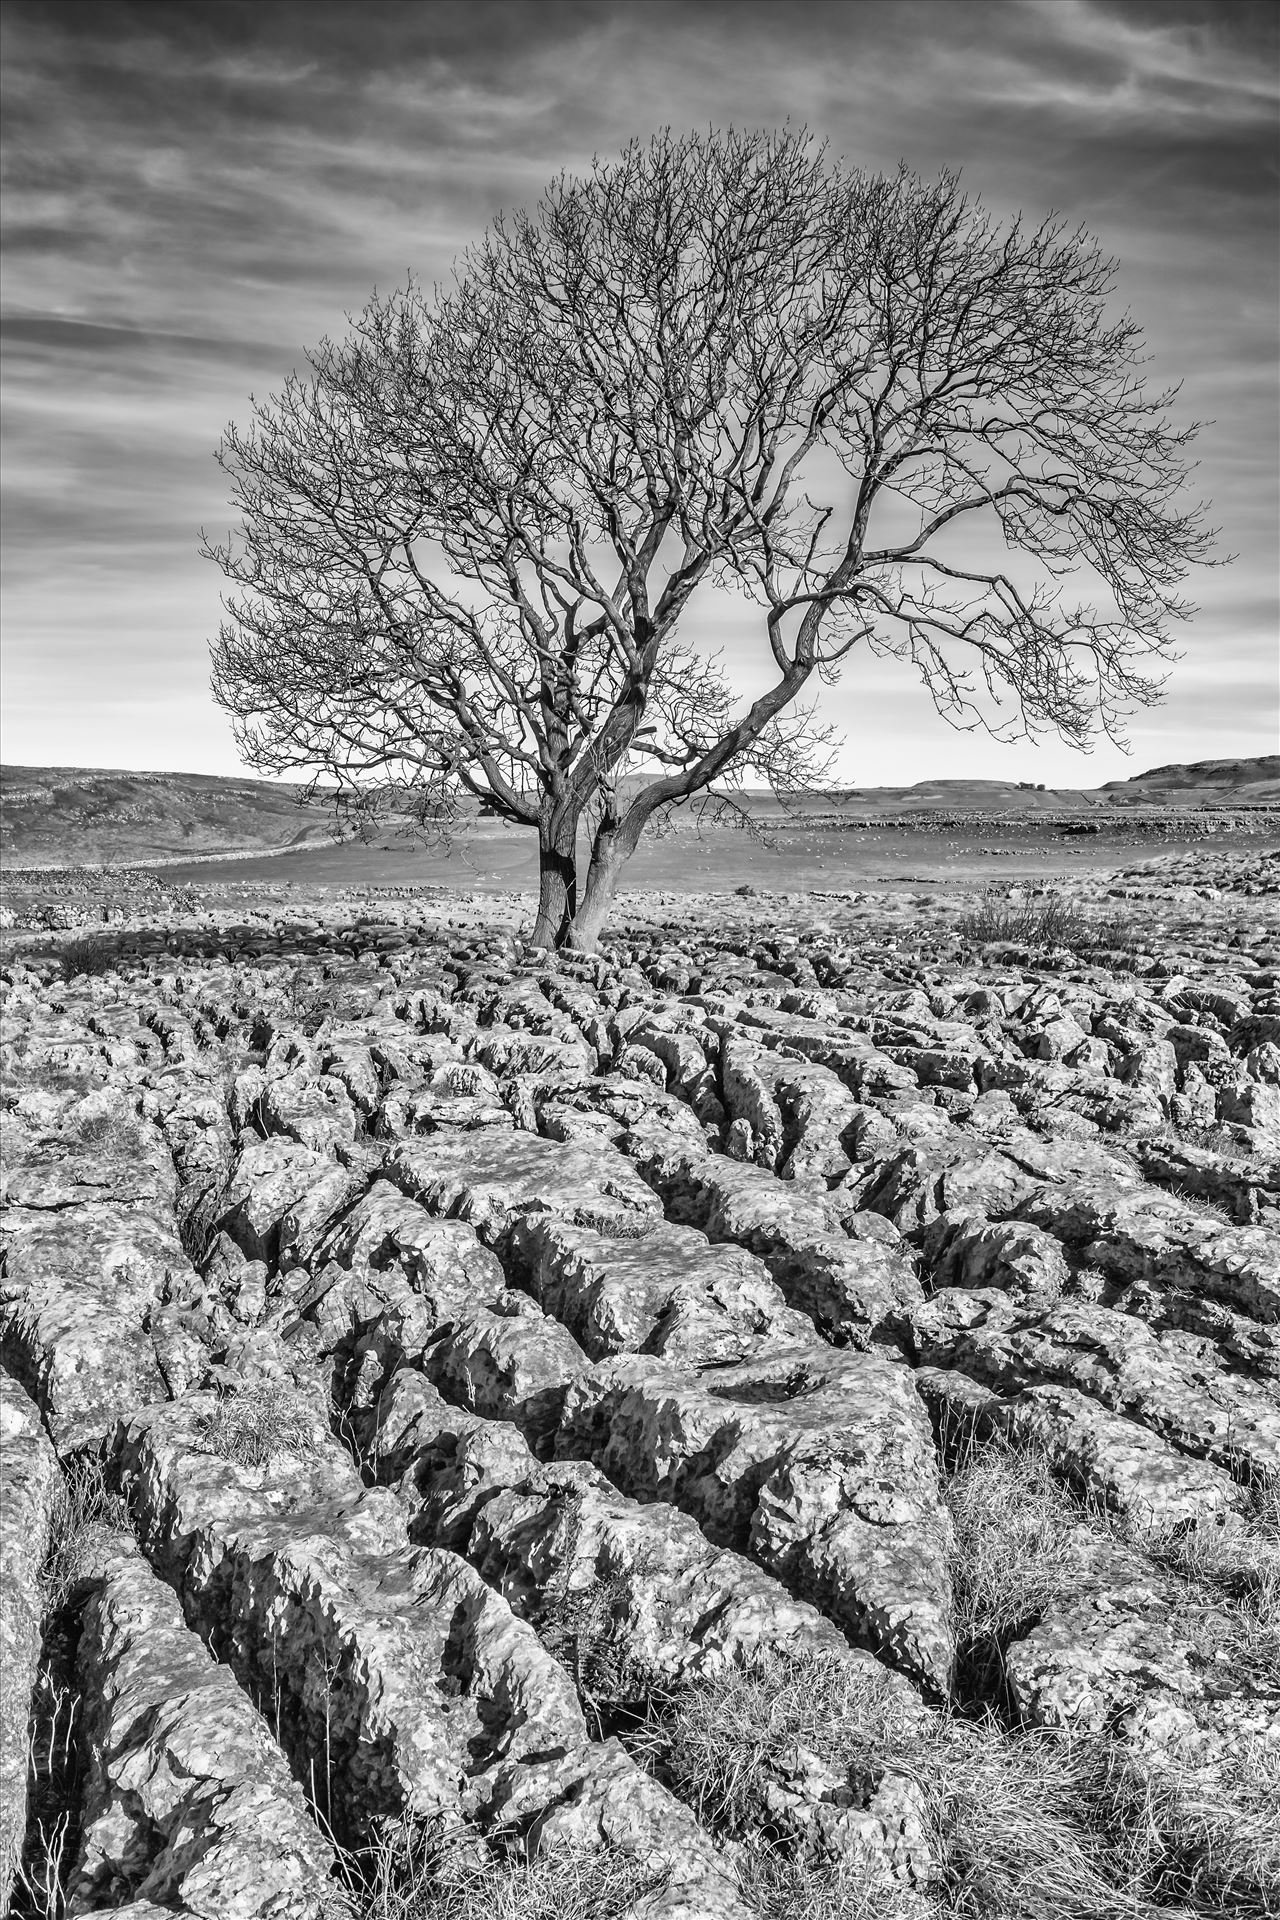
[260, 1069, 357, 1154]
[0, 1372, 59, 1912]
[69, 1536, 338, 1918]
[631, 1143, 921, 1346]
[219, 1138, 353, 1265]
[313, 1180, 506, 1305]
[911, 1292, 1280, 1482]
[721, 1039, 865, 1183]
[558, 1347, 954, 1692]
[1002, 1538, 1279, 1751]
[377, 1371, 857, 1682]
[116, 1397, 592, 1842]
[0, 1203, 173, 1452]
[416, 1302, 593, 1447]
[387, 1131, 663, 1245]
[508, 1213, 813, 1367]
[470, 1030, 596, 1079]
[914, 1367, 1242, 1526]
[721, 1009, 918, 1098]
[856, 1142, 1039, 1236]
[1015, 1180, 1280, 1323]
[1, 1113, 178, 1215]
[487, 1737, 751, 1919]
[919, 1209, 1069, 1311]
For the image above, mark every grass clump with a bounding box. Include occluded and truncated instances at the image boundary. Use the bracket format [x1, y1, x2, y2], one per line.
[58, 933, 116, 980]
[40, 1454, 131, 1611]
[338, 1822, 666, 1920]
[633, 1650, 1155, 1919]
[70, 1105, 151, 1158]
[944, 1436, 1095, 1699]
[177, 1172, 231, 1267]
[1134, 1481, 1280, 1692]
[623, 1441, 1280, 1916]
[956, 894, 1141, 957]
[195, 1384, 321, 1468]
[629, 1648, 913, 1840]
[636, 1643, 1280, 1918]
[10, 1458, 131, 1920]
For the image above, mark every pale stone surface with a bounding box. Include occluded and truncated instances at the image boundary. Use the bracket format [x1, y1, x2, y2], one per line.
[0, 1203, 173, 1450]
[70, 1536, 338, 1917]
[389, 1130, 663, 1243]
[5, 870, 1278, 1900]
[558, 1346, 954, 1691]
[1015, 1179, 1280, 1322]
[632, 1142, 922, 1344]
[0, 1372, 59, 1913]
[914, 1367, 1242, 1525]
[509, 1213, 813, 1366]
[911, 1290, 1280, 1481]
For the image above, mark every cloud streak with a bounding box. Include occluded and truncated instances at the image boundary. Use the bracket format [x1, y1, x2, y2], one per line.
[1, 0, 1275, 781]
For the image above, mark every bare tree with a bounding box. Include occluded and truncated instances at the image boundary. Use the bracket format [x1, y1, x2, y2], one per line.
[206, 128, 1216, 949]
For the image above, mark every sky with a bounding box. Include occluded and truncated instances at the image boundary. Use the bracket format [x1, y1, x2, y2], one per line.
[2, 0, 1277, 789]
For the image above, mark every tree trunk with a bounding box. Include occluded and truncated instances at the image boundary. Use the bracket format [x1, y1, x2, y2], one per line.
[529, 812, 579, 949]
[568, 818, 637, 952]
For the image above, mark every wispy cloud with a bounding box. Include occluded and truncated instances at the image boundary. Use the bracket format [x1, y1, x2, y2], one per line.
[1, 0, 1275, 780]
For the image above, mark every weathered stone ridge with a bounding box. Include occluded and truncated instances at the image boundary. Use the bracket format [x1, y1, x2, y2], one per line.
[1, 854, 1277, 1911]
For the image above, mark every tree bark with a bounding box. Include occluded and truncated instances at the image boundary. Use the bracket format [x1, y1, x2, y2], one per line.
[569, 816, 640, 951]
[530, 811, 579, 949]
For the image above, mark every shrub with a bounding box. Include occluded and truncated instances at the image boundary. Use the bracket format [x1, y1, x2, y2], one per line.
[59, 933, 116, 980]
[955, 894, 1141, 957]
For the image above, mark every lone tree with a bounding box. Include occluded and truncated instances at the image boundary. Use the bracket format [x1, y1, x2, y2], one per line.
[207, 128, 1214, 949]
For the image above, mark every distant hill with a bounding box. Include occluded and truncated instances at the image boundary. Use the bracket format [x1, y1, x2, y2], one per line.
[0, 766, 338, 868]
[824, 756, 1280, 814]
[1100, 756, 1280, 804]
[1, 754, 1276, 869]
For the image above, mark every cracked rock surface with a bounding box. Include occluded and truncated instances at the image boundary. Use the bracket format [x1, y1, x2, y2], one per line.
[2, 853, 1277, 1914]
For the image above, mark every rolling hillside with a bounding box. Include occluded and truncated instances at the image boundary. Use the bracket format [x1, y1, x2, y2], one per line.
[1, 755, 1275, 870]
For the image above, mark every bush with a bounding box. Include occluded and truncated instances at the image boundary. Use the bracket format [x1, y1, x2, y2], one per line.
[955, 894, 1141, 956]
[58, 933, 116, 980]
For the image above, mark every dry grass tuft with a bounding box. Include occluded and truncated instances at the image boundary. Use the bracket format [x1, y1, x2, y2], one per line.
[40, 1454, 131, 1610]
[737, 1847, 918, 1919]
[1132, 1480, 1280, 1692]
[58, 933, 116, 980]
[622, 1440, 1280, 1916]
[177, 1172, 232, 1267]
[635, 1643, 1280, 1917]
[339, 1821, 666, 1920]
[955, 894, 1141, 957]
[944, 1436, 1093, 1696]
[194, 1384, 321, 1468]
[629, 1649, 912, 1839]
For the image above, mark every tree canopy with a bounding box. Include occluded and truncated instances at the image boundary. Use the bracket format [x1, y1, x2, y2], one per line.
[206, 127, 1216, 948]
